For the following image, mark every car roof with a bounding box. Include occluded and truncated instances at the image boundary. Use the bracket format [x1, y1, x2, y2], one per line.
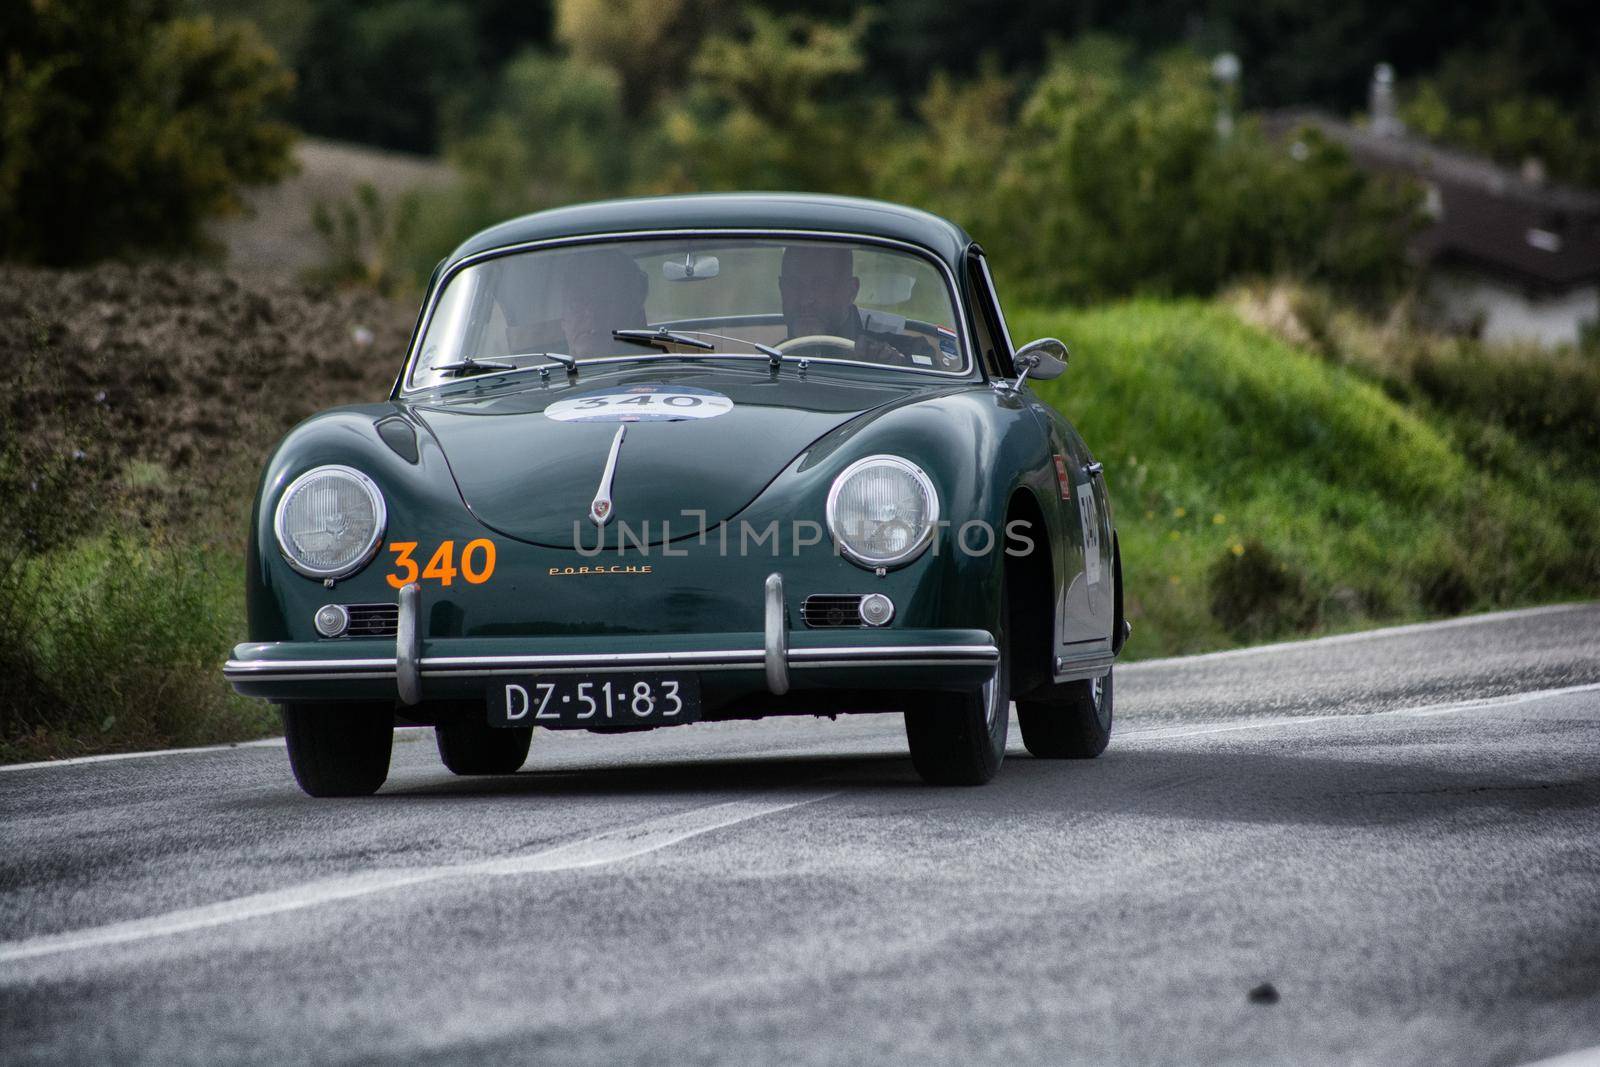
[446, 193, 974, 270]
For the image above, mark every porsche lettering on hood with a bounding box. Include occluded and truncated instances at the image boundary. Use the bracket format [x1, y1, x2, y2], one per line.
[414, 373, 916, 549]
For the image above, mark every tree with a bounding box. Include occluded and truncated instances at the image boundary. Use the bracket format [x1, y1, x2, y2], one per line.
[1401, 55, 1600, 188]
[0, 1, 295, 265]
[879, 41, 1421, 303]
[291, 0, 478, 153]
[555, 0, 735, 116]
[653, 9, 895, 195]
[455, 50, 628, 198]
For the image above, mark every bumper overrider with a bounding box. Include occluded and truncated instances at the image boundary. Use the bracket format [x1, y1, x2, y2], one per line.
[223, 575, 998, 707]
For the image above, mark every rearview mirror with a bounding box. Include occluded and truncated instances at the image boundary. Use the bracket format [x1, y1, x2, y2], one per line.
[1012, 337, 1069, 386]
[662, 253, 720, 281]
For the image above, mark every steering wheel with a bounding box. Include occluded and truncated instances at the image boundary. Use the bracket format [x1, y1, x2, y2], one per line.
[776, 334, 857, 355]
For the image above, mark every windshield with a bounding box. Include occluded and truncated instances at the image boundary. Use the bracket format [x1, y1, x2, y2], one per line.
[405, 236, 969, 390]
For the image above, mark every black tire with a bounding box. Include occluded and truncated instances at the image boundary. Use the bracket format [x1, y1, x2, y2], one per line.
[1017, 668, 1113, 759]
[904, 592, 1010, 786]
[436, 716, 533, 776]
[282, 702, 394, 797]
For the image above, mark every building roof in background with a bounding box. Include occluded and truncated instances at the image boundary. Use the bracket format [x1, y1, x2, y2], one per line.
[1270, 110, 1600, 290]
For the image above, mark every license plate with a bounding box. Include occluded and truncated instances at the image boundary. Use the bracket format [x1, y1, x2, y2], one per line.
[486, 674, 701, 728]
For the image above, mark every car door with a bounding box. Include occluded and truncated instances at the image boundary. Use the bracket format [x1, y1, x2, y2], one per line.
[969, 252, 1114, 651]
[1040, 408, 1114, 647]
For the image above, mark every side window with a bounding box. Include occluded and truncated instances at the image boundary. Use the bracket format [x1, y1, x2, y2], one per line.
[967, 252, 1014, 378]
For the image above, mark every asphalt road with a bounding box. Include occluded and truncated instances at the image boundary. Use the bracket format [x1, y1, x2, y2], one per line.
[3, 603, 1599, 1066]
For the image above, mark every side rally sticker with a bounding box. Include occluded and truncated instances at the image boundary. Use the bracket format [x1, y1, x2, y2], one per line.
[1075, 483, 1102, 586]
[1056, 452, 1102, 584]
[545, 385, 734, 423]
[1052, 454, 1073, 500]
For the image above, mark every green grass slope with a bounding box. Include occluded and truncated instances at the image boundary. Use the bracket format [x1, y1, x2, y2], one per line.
[1020, 301, 1600, 658]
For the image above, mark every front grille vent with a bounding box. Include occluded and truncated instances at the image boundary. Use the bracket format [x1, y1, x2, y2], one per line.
[345, 603, 400, 637]
[802, 594, 865, 628]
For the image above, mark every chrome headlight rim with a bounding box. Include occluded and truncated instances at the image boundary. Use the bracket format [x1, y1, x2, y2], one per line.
[825, 454, 940, 569]
[272, 464, 388, 580]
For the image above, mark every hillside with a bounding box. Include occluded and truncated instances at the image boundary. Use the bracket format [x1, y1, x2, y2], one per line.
[1021, 302, 1600, 655]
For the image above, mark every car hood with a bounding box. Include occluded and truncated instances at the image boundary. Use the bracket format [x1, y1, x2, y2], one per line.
[411, 366, 935, 549]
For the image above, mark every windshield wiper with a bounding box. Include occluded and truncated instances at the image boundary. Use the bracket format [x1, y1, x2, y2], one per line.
[429, 356, 516, 378]
[612, 327, 716, 352]
[612, 327, 795, 369]
[428, 352, 579, 386]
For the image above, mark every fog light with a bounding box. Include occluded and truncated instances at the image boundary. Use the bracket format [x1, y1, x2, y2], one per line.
[859, 593, 894, 627]
[314, 604, 350, 638]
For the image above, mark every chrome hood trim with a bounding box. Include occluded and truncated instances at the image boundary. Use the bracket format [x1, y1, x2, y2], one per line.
[588, 424, 625, 527]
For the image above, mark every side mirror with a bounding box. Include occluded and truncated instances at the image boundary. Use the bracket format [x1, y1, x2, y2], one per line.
[1012, 337, 1069, 388]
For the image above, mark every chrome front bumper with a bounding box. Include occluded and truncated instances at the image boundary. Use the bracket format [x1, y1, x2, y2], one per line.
[225, 577, 998, 704]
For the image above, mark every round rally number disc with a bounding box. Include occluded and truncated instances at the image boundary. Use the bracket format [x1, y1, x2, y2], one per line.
[544, 385, 735, 423]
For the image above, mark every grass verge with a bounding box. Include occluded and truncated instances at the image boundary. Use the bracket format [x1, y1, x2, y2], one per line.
[1021, 300, 1600, 657]
[0, 534, 276, 763]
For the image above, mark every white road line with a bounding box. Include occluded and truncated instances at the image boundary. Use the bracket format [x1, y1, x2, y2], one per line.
[1124, 602, 1595, 670]
[0, 791, 836, 966]
[1515, 1045, 1600, 1067]
[0, 726, 434, 774]
[0, 737, 286, 772]
[1119, 681, 1600, 742]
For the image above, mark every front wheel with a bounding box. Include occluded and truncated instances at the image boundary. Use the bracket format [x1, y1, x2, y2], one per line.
[904, 602, 1010, 786]
[436, 715, 533, 776]
[282, 702, 394, 797]
[1017, 668, 1113, 759]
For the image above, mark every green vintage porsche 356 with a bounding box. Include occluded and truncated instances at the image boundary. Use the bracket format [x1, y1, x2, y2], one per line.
[225, 194, 1126, 796]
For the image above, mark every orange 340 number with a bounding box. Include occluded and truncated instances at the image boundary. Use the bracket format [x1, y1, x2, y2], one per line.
[386, 539, 496, 588]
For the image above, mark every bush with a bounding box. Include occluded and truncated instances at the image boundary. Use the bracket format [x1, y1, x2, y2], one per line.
[307, 182, 422, 296]
[879, 41, 1422, 304]
[0, 532, 274, 763]
[0, 1, 295, 265]
[1209, 540, 1318, 640]
[0, 425, 264, 760]
[1413, 540, 1478, 617]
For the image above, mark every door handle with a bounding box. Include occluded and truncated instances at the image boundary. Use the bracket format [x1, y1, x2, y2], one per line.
[1083, 460, 1103, 477]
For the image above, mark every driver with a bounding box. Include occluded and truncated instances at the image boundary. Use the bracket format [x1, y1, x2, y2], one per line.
[778, 244, 936, 367]
[557, 247, 650, 358]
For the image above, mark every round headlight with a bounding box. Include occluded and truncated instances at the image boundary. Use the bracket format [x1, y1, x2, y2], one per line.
[825, 456, 939, 568]
[273, 465, 387, 580]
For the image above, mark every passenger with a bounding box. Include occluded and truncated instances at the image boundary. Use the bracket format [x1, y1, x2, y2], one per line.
[557, 248, 650, 358]
[778, 244, 936, 367]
